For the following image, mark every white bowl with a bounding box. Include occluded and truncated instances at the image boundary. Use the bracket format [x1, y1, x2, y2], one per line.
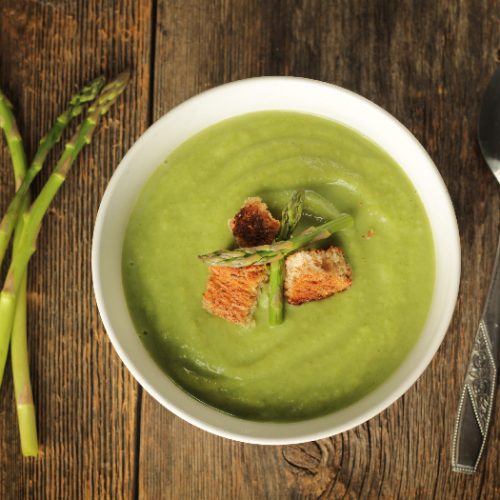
[92, 77, 460, 445]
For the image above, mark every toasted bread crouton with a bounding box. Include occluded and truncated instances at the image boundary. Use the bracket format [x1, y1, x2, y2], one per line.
[202, 266, 268, 325]
[285, 247, 352, 305]
[229, 197, 280, 247]
[203, 198, 276, 325]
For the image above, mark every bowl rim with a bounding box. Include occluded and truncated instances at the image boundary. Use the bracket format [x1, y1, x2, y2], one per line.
[92, 76, 461, 444]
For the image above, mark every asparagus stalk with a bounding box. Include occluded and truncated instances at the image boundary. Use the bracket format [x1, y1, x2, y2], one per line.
[200, 213, 353, 267]
[3, 79, 105, 455]
[0, 72, 129, 387]
[0, 90, 26, 190]
[0, 89, 38, 455]
[268, 259, 286, 324]
[0, 76, 105, 268]
[11, 158, 38, 457]
[10, 268, 38, 456]
[3, 77, 105, 457]
[269, 190, 305, 325]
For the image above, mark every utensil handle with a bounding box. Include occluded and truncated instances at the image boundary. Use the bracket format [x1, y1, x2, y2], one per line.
[452, 235, 500, 473]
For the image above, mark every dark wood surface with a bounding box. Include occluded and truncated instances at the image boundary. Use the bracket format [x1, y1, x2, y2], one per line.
[0, 1, 498, 498]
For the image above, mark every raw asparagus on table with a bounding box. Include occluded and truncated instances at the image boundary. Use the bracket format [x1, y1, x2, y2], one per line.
[0, 91, 26, 190]
[7, 80, 107, 456]
[10, 131, 37, 458]
[1, 77, 107, 456]
[10, 265, 37, 456]
[199, 213, 353, 267]
[0, 89, 38, 456]
[0, 72, 130, 394]
[0, 90, 27, 266]
[269, 190, 305, 325]
[0, 76, 105, 269]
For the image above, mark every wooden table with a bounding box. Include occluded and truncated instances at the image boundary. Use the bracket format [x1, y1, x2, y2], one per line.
[0, 1, 498, 498]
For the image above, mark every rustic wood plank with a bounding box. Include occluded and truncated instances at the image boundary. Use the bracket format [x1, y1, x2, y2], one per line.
[139, 2, 292, 498]
[139, 0, 499, 498]
[0, 0, 152, 498]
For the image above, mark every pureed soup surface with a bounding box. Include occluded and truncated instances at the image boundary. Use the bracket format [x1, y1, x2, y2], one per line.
[122, 111, 435, 421]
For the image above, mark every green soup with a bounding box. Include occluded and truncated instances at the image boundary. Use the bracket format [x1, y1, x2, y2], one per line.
[122, 111, 435, 421]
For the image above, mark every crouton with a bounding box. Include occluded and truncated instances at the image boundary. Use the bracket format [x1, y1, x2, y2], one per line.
[229, 197, 280, 247]
[285, 247, 352, 305]
[203, 197, 277, 325]
[202, 265, 268, 325]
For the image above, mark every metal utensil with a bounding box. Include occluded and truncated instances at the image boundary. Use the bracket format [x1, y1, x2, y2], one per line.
[452, 68, 500, 473]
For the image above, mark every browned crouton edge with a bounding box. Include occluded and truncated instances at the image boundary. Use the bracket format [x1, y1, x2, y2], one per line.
[285, 247, 352, 305]
[229, 197, 280, 248]
[203, 197, 278, 325]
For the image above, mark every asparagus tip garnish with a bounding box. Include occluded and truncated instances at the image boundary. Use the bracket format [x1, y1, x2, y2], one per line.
[199, 213, 353, 268]
[270, 190, 306, 325]
[278, 189, 305, 241]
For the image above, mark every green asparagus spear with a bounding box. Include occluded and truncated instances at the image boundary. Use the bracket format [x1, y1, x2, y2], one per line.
[0, 88, 38, 455]
[10, 264, 38, 456]
[268, 259, 286, 325]
[11, 149, 38, 457]
[269, 190, 305, 325]
[0, 72, 129, 387]
[0, 76, 105, 268]
[199, 213, 353, 267]
[2, 79, 104, 455]
[0, 90, 26, 190]
[278, 190, 305, 240]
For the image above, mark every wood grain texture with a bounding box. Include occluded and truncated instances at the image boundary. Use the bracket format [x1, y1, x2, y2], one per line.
[139, 0, 500, 499]
[0, 0, 152, 498]
[0, 0, 499, 498]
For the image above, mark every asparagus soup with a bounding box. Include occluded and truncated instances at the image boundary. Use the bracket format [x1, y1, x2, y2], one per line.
[122, 111, 435, 421]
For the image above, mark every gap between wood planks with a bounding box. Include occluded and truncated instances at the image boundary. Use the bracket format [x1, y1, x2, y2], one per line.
[133, 0, 158, 497]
